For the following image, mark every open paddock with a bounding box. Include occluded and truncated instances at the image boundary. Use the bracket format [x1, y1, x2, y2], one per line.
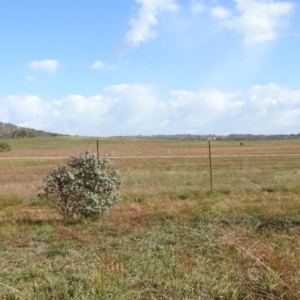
[1, 137, 300, 299]
[1, 137, 300, 197]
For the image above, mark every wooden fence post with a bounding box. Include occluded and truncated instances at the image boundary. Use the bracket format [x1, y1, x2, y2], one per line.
[208, 140, 213, 191]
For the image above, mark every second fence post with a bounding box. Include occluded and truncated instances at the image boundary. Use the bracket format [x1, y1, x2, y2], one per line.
[208, 140, 213, 191]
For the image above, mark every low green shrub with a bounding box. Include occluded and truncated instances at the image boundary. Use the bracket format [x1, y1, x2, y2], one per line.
[0, 142, 11, 152]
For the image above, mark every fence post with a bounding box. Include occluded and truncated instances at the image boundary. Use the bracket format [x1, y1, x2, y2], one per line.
[97, 140, 99, 160]
[208, 140, 213, 191]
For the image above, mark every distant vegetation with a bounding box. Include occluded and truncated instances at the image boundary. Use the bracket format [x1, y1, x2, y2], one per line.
[0, 122, 66, 139]
[0, 142, 11, 152]
[1, 121, 300, 141]
[115, 133, 300, 141]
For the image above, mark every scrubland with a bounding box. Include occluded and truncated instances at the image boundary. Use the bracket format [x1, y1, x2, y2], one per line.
[1, 137, 300, 299]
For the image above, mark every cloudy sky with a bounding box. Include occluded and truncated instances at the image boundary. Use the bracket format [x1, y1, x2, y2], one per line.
[0, 0, 299, 136]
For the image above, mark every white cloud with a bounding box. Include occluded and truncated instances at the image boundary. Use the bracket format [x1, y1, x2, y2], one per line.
[278, 109, 300, 125]
[91, 60, 116, 71]
[124, 0, 178, 48]
[212, 0, 294, 46]
[0, 95, 47, 129]
[210, 6, 231, 19]
[168, 89, 243, 132]
[238, 84, 300, 132]
[1, 83, 300, 136]
[28, 59, 60, 74]
[103, 84, 164, 131]
[249, 84, 300, 107]
[91, 60, 106, 70]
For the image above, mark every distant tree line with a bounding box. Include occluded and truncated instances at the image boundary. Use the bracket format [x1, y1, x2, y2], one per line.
[0, 122, 65, 139]
[113, 133, 300, 141]
[1, 121, 299, 140]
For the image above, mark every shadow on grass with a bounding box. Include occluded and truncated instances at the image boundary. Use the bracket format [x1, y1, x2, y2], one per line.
[263, 186, 300, 194]
[256, 216, 300, 231]
[0, 217, 84, 227]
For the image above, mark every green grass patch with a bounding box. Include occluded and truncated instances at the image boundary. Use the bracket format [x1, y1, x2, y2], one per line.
[123, 193, 148, 203]
[26, 198, 45, 207]
[45, 241, 74, 258]
[0, 195, 23, 209]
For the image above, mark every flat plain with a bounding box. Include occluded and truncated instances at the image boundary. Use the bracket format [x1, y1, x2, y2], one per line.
[1, 137, 300, 299]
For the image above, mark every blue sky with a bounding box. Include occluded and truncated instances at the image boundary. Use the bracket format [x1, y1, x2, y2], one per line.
[0, 0, 299, 136]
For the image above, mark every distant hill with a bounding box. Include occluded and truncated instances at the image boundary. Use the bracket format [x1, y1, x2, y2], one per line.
[0, 122, 66, 139]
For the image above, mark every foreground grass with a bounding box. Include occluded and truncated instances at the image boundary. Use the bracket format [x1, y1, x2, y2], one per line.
[1, 191, 300, 299]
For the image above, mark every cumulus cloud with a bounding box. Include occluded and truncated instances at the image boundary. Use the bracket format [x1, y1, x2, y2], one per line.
[0, 95, 47, 129]
[249, 83, 300, 108]
[124, 0, 178, 48]
[278, 109, 300, 126]
[103, 84, 165, 131]
[28, 59, 60, 74]
[211, 0, 294, 46]
[1, 83, 300, 136]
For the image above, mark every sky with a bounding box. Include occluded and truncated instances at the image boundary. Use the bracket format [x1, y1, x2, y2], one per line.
[0, 0, 299, 136]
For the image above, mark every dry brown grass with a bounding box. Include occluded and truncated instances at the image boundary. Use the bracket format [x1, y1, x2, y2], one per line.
[1, 137, 300, 158]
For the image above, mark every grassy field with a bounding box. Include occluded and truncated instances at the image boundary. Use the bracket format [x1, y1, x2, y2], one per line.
[1, 137, 300, 299]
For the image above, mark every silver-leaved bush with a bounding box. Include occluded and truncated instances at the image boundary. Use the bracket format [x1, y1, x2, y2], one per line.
[38, 151, 122, 219]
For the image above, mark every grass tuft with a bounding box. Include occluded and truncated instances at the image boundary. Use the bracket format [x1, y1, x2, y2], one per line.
[0, 195, 23, 209]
